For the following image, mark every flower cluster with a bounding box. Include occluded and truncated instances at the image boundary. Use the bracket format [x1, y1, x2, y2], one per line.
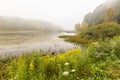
[62, 62, 76, 76]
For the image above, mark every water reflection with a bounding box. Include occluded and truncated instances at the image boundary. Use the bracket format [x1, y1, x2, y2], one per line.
[0, 31, 79, 56]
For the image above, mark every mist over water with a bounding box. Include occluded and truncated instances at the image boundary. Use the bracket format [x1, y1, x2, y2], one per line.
[0, 31, 79, 56]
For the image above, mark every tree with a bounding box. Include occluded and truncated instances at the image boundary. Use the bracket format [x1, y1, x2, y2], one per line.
[75, 23, 81, 31]
[104, 8, 115, 23]
[82, 21, 88, 29]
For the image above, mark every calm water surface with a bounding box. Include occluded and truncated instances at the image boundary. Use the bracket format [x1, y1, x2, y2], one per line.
[0, 31, 80, 56]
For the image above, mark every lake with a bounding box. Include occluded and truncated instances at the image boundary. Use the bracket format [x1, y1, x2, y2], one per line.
[0, 31, 80, 56]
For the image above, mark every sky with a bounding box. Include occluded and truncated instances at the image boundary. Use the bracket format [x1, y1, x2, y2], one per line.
[0, 0, 106, 30]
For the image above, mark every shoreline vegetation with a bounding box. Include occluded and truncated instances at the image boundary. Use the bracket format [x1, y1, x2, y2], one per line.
[59, 35, 92, 45]
[1, 35, 120, 79]
[57, 22, 120, 79]
[1, 22, 120, 79]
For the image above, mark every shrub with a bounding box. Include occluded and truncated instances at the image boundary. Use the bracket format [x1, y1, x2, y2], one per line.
[88, 36, 120, 62]
[79, 22, 120, 40]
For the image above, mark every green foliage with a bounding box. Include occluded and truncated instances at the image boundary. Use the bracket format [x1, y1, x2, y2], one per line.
[1, 36, 120, 79]
[30, 51, 41, 79]
[79, 22, 120, 40]
[59, 35, 92, 45]
[44, 60, 60, 80]
[88, 36, 120, 62]
[18, 54, 30, 80]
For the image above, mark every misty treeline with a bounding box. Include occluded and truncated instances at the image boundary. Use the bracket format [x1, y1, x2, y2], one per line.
[84, 0, 120, 26]
[0, 16, 62, 31]
[75, 0, 120, 31]
[74, 0, 120, 41]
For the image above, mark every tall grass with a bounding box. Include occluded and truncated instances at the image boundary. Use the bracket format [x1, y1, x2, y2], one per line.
[59, 35, 92, 45]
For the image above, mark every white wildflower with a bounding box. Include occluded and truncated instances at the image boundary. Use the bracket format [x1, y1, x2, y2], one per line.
[64, 62, 69, 66]
[71, 69, 76, 72]
[62, 71, 69, 76]
[76, 77, 80, 79]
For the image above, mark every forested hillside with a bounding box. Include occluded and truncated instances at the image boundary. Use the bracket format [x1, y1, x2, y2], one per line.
[0, 16, 62, 31]
[84, 0, 120, 25]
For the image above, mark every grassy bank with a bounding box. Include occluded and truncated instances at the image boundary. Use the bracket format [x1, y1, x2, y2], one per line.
[59, 35, 92, 45]
[1, 36, 120, 80]
[60, 22, 120, 45]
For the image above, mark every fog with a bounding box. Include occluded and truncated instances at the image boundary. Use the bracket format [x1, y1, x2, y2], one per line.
[0, 0, 106, 30]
